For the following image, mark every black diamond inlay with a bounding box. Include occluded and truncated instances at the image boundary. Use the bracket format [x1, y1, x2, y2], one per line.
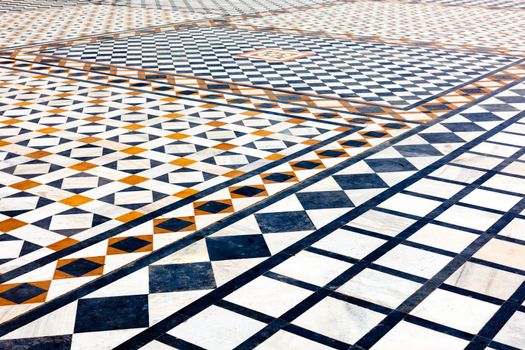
[157, 218, 194, 232]
[264, 173, 294, 183]
[318, 150, 345, 158]
[0, 283, 45, 304]
[57, 258, 102, 277]
[110, 237, 150, 253]
[195, 201, 231, 214]
[232, 186, 264, 197]
[293, 161, 321, 169]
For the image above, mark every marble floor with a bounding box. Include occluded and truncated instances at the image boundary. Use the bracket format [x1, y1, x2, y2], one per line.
[0, 0, 523, 349]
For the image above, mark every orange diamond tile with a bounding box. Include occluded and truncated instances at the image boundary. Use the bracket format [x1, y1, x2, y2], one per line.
[25, 150, 52, 159]
[170, 157, 197, 167]
[0, 218, 27, 232]
[47, 237, 80, 251]
[119, 175, 149, 185]
[121, 146, 146, 155]
[174, 188, 199, 198]
[115, 211, 144, 223]
[69, 162, 97, 172]
[59, 195, 93, 207]
[10, 179, 41, 190]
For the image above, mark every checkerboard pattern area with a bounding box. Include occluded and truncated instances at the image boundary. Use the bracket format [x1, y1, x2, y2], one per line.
[0, 0, 524, 349]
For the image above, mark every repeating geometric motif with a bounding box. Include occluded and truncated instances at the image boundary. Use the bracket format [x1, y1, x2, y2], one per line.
[39, 26, 516, 108]
[1, 75, 523, 349]
[0, 0, 523, 348]
[0, 60, 423, 325]
[91, 0, 330, 15]
[0, 65, 363, 274]
[4, 52, 524, 125]
[230, 0, 525, 57]
[413, 0, 525, 9]
[0, 4, 215, 49]
[0, 0, 89, 13]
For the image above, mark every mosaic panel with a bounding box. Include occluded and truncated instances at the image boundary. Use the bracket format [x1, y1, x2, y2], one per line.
[231, 0, 525, 56]
[38, 26, 516, 108]
[0, 4, 215, 49]
[0, 75, 523, 349]
[91, 0, 330, 14]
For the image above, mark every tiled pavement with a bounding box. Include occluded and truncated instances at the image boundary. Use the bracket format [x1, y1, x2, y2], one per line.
[0, 0, 523, 349]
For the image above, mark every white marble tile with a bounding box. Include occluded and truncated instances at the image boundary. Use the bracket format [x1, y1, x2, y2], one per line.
[271, 250, 351, 286]
[1, 302, 77, 340]
[71, 328, 145, 350]
[494, 311, 525, 349]
[474, 239, 525, 271]
[371, 321, 468, 350]
[168, 305, 265, 350]
[446, 261, 525, 300]
[256, 330, 332, 350]
[483, 174, 525, 195]
[347, 210, 416, 237]
[436, 205, 501, 232]
[376, 245, 451, 278]
[460, 188, 521, 212]
[338, 269, 421, 309]
[408, 223, 476, 253]
[379, 193, 441, 217]
[406, 178, 463, 199]
[225, 276, 312, 317]
[411, 289, 499, 333]
[499, 218, 525, 241]
[430, 164, 485, 184]
[293, 297, 384, 344]
[313, 228, 385, 260]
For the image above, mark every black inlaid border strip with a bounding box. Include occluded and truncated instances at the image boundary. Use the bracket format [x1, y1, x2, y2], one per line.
[0, 72, 522, 338]
[0, 62, 363, 284]
[29, 42, 525, 111]
[111, 101, 525, 348]
[1, 56, 422, 123]
[232, 142, 525, 349]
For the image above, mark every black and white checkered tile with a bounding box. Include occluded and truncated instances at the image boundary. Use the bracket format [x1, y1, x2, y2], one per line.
[414, 0, 525, 9]
[41, 27, 516, 108]
[1, 69, 523, 350]
[89, 0, 329, 15]
[0, 0, 89, 12]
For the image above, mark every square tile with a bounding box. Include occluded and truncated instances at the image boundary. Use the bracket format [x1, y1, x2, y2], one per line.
[258, 330, 332, 350]
[460, 188, 521, 212]
[332, 173, 388, 190]
[371, 321, 468, 350]
[312, 228, 386, 260]
[149, 262, 216, 293]
[74, 295, 149, 333]
[494, 311, 525, 349]
[474, 239, 525, 271]
[296, 191, 354, 210]
[337, 269, 421, 309]
[446, 261, 525, 300]
[206, 235, 271, 261]
[255, 211, 316, 233]
[293, 297, 384, 344]
[224, 276, 312, 317]
[411, 289, 499, 333]
[379, 193, 442, 217]
[375, 245, 451, 278]
[408, 224, 476, 253]
[406, 178, 463, 200]
[168, 305, 265, 350]
[436, 205, 501, 232]
[271, 250, 351, 286]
